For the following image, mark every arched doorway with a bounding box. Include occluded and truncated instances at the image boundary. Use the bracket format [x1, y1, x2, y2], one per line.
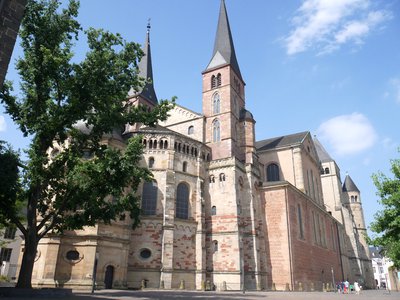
[104, 265, 114, 289]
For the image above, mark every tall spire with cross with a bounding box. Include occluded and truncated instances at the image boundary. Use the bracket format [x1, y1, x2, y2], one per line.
[129, 19, 158, 104]
[205, 0, 242, 80]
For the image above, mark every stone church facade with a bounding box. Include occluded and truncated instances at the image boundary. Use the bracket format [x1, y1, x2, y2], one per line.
[26, 0, 374, 291]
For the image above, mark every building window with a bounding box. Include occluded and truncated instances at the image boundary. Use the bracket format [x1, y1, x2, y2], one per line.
[148, 157, 155, 168]
[141, 181, 158, 215]
[324, 167, 330, 174]
[183, 161, 188, 172]
[66, 250, 80, 261]
[211, 206, 216, 216]
[213, 240, 218, 252]
[140, 248, 152, 259]
[4, 227, 16, 239]
[0, 248, 12, 262]
[209, 175, 215, 183]
[351, 196, 355, 203]
[354, 196, 358, 202]
[213, 93, 220, 114]
[216, 73, 221, 86]
[188, 126, 194, 135]
[212, 119, 220, 142]
[266, 163, 280, 181]
[219, 173, 225, 182]
[297, 204, 304, 239]
[211, 75, 216, 88]
[176, 183, 189, 219]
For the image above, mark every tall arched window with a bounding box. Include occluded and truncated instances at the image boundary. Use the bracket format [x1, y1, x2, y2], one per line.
[148, 157, 155, 168]
[213, 93, 220, 114]
[182, 161, 188, 172]
[212, 119, 220, 142]
[141, 181, 158, 215]
[216, 73, 221, 86]
[211, 75, 216, 89]
[266, 163, 280, 181]
[176, 183, 189, 219]
[188, 126, 194, 135]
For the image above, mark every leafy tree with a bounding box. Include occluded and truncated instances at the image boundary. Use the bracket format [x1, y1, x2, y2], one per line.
[0, 0, 173, 288]
[369, 150, 400, 268]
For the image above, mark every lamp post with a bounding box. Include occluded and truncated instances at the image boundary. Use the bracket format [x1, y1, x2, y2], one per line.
[91, 252, 99, 294]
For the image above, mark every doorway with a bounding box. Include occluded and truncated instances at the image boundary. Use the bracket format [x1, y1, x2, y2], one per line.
[104, 265, 114, 289]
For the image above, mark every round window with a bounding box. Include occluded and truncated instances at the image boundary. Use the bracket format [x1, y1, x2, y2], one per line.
[140, 248, 152, 259]
[66, 250, 80, 261]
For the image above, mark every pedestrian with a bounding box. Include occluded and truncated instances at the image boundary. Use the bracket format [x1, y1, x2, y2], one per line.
[354, 280, 361, 295]
[344, 279, 349, 294]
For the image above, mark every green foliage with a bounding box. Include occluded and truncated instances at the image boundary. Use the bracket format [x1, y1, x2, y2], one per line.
[369, 150, 400, 268]
[0, 0, 174, 288]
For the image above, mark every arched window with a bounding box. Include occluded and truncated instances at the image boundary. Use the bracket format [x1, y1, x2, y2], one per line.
[188, 126, 194, 135]
[183, 161, 188, 172]
[141, 181, 158, 215]
[212, 119, 220, 142]
[216, 73, 221, 86]
[163, 140, 168, 149]
[149, 140, 153, 149]
[351, 196, 355, 203]
[153, 140, 157, 149]
[209, 175, 215, 183]
[176, 183, 189, 219]
[213, 240, 218, 252]
[211, 206, 216, 216]
[266, 163, 280, 181]
[148, 157, 155, 168]
[143, 139, 147, 148]
[324, 167, 330, 174]
[219, 173, 225, 182]
[211, 75, 216, 89]
[355, 196, 358, 202]
[213, 93, 220, 114]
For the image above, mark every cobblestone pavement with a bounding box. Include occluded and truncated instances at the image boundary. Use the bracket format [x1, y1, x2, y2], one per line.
[3, 289, 399, 300]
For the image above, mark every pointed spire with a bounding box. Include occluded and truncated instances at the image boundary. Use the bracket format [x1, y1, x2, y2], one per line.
[129, 20, 158, 104]
[342, 174, 360, 193]
[205, 0, 242, 80]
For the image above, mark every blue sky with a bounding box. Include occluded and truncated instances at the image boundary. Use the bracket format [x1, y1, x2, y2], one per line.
[1, 0, 400, 235]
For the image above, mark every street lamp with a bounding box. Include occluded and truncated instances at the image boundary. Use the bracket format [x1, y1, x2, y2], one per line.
[91, 252, 99, 294]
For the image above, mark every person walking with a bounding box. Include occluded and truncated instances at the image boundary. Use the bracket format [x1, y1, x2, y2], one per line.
[354, 281, 361, 295]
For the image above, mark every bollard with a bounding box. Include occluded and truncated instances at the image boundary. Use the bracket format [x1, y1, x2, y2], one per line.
[298, 282, 303, 291]
[272, 282, 276, 291]
[179, 279, 185, 290]
[310, 282, 315, 292]
[285, 283, 290, 291]
[201, 280, 206, 291]
[160, 280, 164, 289]
[206, 280, 211, 291]
[222, 281, 227, 291]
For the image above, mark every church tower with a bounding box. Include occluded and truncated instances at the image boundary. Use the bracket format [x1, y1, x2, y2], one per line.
[125, 22, 158, 133]
[202, 0, 254, 162]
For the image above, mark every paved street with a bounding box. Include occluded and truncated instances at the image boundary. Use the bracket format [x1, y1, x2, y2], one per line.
[2, 289, 399, 300]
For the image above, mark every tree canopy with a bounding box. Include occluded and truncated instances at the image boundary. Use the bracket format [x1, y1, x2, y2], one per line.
[369, 150, 400, 269]
[0, 0, 173, 288]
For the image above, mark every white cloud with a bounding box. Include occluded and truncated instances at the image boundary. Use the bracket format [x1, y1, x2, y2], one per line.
[0, 115, 6, 132]
[317, 112, 377, 156]
[284, 0, 391, 55]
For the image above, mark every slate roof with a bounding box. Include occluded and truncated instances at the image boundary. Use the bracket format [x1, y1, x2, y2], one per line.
[342, 174, 360, 192]
[128, 24, 158, 104]
[256, 131, 309, 152]
[314, 137, 333, 163]
[205, 0, 242, 80]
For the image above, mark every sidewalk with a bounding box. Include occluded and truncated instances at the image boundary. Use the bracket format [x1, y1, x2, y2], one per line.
[1, 288, 399, 299]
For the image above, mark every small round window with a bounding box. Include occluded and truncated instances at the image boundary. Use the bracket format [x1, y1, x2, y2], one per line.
[66, 250, 80, 261]
[140, 248, 152, 259]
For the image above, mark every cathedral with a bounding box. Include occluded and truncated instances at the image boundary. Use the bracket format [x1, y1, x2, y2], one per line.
[27, 0, 374, 291]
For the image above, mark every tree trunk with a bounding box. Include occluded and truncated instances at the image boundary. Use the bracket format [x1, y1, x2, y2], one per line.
[16, 228, 38, 289]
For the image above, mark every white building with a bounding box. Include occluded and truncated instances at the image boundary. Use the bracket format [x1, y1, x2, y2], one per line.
[0, 227, 22, 281]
